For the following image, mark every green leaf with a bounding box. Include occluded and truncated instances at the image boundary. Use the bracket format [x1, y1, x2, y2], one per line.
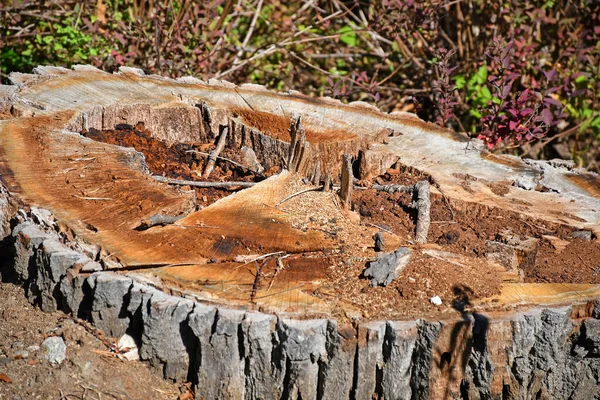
[469, 109, 482, 118]
[475, 65, 488, 85]
[338, 25, 357, 47]
[478, 86, 492, 104]
[453, 75, 466, 89]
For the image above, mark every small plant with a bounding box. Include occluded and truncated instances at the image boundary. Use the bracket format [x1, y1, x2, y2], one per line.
[431, 48, 458, 127]
[476, 39, 565, 149]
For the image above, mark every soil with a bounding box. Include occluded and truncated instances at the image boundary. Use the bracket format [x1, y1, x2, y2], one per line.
[80, 124, 600, 321]
[0, 282, 183, 400]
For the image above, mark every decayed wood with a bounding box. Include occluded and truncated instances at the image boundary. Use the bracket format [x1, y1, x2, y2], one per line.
[340, 154, 353, 208]
[203, 126, 229, 177]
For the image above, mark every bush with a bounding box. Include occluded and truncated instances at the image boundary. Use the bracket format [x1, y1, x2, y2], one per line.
[1, 0, 599, 169]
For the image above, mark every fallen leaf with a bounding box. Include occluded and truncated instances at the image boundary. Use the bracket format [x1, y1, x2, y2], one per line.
[0, 372, 11, 383]
[27, 359, 39, 366]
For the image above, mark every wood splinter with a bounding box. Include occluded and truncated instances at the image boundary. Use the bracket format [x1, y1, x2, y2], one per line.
[287, 114, 310, 174]
[203, 126, 229, 178]
[373, 180, 431, 244]
[339, 154, 353, 209]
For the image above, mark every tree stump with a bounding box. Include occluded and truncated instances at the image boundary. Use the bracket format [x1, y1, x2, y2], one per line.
[1, 66, 600, 399]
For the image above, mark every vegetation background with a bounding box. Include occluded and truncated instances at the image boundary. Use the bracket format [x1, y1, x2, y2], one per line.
[1, 0, 599, 170]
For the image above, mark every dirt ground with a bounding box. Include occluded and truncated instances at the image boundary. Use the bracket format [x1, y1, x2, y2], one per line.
[81, 123, 600, 321]
[0, 282, 183, 400]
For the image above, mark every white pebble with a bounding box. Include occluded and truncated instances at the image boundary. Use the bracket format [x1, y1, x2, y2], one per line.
[430, 296, 443, 306]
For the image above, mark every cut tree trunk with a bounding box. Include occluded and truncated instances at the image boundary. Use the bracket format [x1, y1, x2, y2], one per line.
[1, 65, 600, 399]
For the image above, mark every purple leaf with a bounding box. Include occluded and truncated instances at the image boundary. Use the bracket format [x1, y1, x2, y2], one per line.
[543, 69, 557, 81]
[517, 89, 530, 103]
[541, 108, 553, 125]
[520, 107, 534, 117]
[543, 97, 562, 107]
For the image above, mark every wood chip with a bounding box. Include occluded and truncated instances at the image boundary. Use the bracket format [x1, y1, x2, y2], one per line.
[0, 372, 12, 383]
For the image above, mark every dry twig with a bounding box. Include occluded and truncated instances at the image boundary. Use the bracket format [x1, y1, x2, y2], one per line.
[153, 175, 256, 189]
[275, 186, 322, 206]
[203, 127, 229, 178]
[373, 181, 431, 243]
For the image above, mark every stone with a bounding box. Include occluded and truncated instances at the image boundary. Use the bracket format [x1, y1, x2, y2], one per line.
[430, 296, 442, 306]
[363, 247, 412, 286]
[118, 333, 139, 361]
[42, 336, 66, 365]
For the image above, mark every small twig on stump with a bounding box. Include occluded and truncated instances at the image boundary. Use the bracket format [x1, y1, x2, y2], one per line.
[275, 186, 323, 207]
[268, 254, 290, 292]
[153, 175, 256, 189]
[250, 258, 269, 302]
[135, 214, 184, 230]
[373, 181, 431, 244]
[186, 150, 258, 173]
[411, 181, 431, 243]
[203, 126, 229, 178]
[340, 154, 353, 209]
